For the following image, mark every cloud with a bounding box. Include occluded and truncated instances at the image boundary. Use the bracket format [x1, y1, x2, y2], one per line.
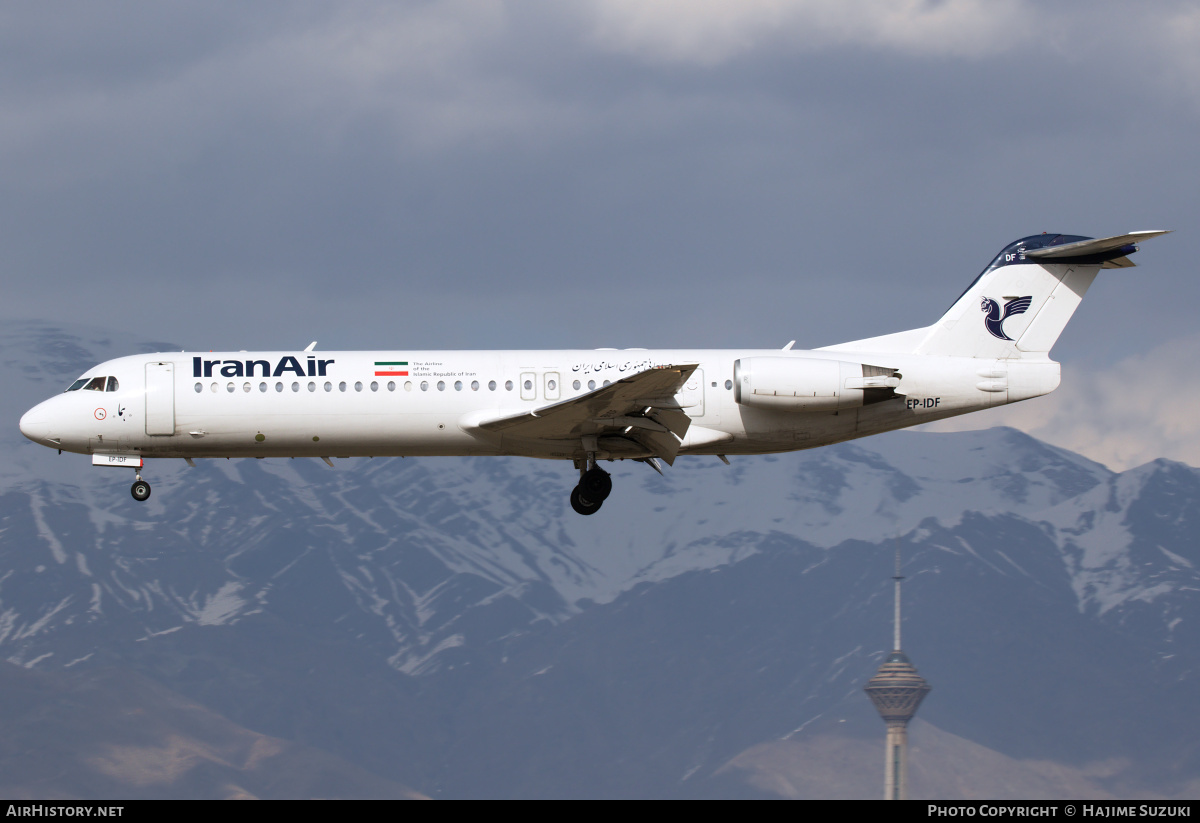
[586, 0, 1031, 64]
[0, 0, 1195, 367]
[920, 332, 1200, 471]
[1159, 5, 1200, 107]
[0, 3, 522, 188]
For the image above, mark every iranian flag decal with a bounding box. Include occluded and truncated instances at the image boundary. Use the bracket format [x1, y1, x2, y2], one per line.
[374, 361, 409, 376]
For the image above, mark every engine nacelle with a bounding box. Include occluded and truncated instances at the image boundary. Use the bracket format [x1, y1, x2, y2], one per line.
[734, 357, 898, 412]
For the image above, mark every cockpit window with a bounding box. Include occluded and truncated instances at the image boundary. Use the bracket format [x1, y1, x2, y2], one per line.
[83, 377, 107, 391]
[106, 376, 119, 392]
[66, 378, 89, 392]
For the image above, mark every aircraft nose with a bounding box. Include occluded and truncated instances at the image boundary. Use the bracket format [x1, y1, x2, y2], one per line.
[19, 407, 53, 445]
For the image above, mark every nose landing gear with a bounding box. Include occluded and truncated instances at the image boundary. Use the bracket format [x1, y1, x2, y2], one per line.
[570, 458, 611, 516]
[131, 472, 151, 502]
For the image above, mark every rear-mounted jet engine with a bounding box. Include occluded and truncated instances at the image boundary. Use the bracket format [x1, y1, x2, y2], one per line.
[733, 357, 901, 412]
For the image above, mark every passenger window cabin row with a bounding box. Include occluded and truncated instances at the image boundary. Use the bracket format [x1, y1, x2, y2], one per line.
[70, 375, 734, 396]
[187, 378, 618, 395]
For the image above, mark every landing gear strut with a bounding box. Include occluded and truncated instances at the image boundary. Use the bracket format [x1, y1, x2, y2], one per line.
[570, 457, 611, 515]
[130, 471, 151, 502]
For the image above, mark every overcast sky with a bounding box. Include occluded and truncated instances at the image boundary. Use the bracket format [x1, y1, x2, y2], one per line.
[3, 1, 1196, 469]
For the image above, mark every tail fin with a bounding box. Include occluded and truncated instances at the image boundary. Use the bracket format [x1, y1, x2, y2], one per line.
[914, 231, 1168, 357]
[822, 230, 1168, 357]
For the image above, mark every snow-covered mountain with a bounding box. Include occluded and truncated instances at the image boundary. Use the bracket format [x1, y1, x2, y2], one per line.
[2, 320, 1197, 798]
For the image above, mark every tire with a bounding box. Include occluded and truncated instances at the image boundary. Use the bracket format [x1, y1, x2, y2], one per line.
[131, 480, 151, 502]
[570, 485, 601, 515]
[580, 467, 612, 502]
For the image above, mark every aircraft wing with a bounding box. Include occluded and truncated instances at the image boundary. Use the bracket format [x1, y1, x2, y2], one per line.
[467, 364, 698, 464]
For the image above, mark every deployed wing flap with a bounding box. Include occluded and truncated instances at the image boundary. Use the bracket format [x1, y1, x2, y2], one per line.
[628, 427, 682, 465]
[472, 365, 698, 449]
[647, 407, 692, 439]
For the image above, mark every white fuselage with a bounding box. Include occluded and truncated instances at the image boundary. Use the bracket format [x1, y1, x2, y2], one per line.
[18, 347, 1059, 463]
[17, 230, 1165, 510]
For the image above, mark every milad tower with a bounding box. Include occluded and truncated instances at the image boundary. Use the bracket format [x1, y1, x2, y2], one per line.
[863, 551, 931, 800]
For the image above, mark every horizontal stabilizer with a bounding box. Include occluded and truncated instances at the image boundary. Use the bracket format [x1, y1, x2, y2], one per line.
[1025, 230, 1169, 261]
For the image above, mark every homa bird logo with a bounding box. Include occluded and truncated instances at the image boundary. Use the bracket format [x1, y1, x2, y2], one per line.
[980, 295, 1032, 341]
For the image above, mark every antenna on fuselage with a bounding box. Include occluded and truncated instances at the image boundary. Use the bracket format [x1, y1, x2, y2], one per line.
[304, 341, 317, 351]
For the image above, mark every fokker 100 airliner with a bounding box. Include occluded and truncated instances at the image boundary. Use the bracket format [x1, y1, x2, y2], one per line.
[20, 231, 1167, 514]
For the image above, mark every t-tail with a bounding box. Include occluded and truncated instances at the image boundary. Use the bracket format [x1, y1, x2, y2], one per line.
[828, 230, 1169, 358]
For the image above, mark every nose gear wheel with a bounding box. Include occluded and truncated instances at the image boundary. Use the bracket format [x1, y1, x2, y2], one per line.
[131, 479, 151, 501]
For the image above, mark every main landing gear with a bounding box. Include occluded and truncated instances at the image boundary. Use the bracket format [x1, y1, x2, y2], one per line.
[570, 461, 612, 516]
[131, 471, 151, 502]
